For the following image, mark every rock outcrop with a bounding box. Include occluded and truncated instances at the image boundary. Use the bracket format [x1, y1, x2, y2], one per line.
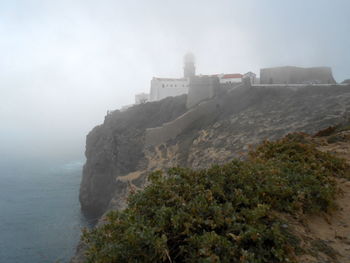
[80, 85, 350, 219]
[79, 95, 187, 219]
[73, 84, 350, 262]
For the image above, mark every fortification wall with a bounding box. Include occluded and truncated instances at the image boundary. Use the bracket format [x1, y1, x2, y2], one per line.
[145, 84, 248, 147]
[260, 66, 336, 84]
[220, 82, 242, 90]
[145, 82, 348, 147]
[186, 76, 220, 109]
[251, 83, 348, 91]
[145, 98, 219, 146]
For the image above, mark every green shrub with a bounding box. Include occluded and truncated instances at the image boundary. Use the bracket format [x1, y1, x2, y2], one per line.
[82, 133, 348, 263]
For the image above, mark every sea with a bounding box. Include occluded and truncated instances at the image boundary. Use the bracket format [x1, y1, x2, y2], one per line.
[0, 158, 89, 263]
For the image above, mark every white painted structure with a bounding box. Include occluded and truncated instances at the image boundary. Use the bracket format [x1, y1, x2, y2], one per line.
[146, 53, 195, 102]
[218, 73, 243, 84]
[130, 53, 258, 106]
[149, 77, 189, 102]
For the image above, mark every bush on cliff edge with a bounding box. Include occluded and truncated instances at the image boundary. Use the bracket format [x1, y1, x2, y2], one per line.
[82, 133, 348, 263]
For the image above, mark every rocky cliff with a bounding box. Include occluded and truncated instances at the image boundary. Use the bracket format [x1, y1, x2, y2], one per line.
[79, 95, 187, 219]
[72, 84, 350, 262]
[80, 85, 350, 220]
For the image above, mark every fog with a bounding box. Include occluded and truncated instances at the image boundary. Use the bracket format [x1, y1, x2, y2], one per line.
[1, 0, 349, 163]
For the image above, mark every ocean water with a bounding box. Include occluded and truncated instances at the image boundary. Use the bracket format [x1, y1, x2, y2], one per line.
[0, 159, 88, 263]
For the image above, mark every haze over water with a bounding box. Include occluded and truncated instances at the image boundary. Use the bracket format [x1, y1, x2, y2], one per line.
[1, 0, 349, 163]
[0, 159, 87, 263]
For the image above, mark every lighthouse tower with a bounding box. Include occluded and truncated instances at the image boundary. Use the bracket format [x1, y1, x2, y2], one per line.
[183, 53, 196, 78]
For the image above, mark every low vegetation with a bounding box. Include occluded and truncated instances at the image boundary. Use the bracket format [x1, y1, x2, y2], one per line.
[82, 133, 349, 263]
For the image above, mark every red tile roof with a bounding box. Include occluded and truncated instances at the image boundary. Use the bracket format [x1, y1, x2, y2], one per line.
[222, 74, 243, 79]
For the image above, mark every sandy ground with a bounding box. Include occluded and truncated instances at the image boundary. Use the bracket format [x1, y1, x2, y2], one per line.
[292, 130, 350, 262]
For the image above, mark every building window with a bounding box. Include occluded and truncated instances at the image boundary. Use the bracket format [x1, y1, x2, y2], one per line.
[162, 84, 165, 88]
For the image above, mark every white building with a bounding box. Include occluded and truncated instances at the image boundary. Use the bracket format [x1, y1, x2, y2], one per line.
[148, 53, 195, 101]
[218, 73, 243, 84]
[131, 53, 256, 105]
[149, 77, 189, 101]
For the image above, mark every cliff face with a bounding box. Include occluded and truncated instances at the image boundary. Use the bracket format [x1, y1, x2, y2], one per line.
[79, 95, 187, 218]
[79, 85, 350, 219]
[72, 84, 350, 263]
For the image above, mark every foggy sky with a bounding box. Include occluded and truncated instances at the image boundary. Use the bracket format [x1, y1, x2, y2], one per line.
[1, 0, 349, 162]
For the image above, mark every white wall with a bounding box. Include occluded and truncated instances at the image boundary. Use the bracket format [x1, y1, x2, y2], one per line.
[150, 77, 189, 101]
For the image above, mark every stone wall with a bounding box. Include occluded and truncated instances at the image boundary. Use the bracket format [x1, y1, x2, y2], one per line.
[145, 98, 220, 147]
[186, 76, 220, 109]
[250, 83, 348, 91]
[220, 82, 242, 90]
[260, 66, 336, 84]
[145, 84, 255, 147]
[145, 81, 348, 148]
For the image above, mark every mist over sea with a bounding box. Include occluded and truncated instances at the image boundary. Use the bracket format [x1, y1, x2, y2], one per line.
[0, 158, 88, 263]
